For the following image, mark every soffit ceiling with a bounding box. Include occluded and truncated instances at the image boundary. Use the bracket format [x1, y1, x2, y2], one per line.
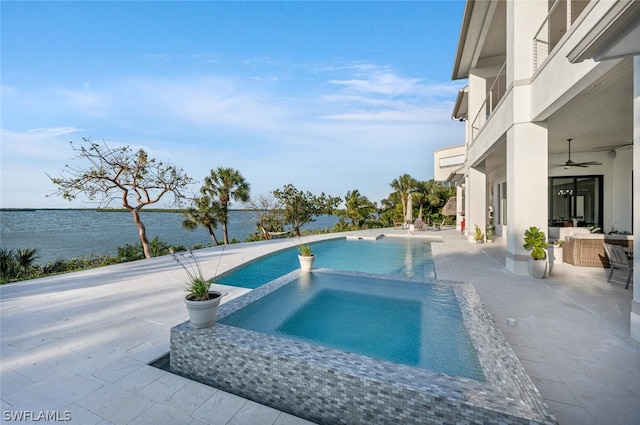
[453, 0, 505, 80]
[484, 56, 632, 169]
[546, 57, 633, 155]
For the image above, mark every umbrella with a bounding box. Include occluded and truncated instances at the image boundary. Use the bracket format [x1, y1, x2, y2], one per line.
[442, 196, 457, 216]
[406, 194, 413, 223]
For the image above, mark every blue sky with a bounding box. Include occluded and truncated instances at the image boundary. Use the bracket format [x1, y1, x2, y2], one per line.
[1, 1, 466, 208]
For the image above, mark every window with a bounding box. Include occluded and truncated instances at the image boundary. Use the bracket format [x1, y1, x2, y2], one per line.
[548, 176, 602, 229]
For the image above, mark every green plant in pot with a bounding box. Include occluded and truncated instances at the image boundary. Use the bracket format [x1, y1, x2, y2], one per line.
[173, 250, 222, 328]
[523, 226, 548, 278]
[486, 225, 495, 242]
[473, 224, 485, 243]
[297, 244, 315, 273]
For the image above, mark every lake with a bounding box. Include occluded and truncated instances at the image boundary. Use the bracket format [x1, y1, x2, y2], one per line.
[0, 209, 339, 264]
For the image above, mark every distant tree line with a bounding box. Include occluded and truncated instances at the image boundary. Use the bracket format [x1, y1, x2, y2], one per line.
[0, 139, 456, 284]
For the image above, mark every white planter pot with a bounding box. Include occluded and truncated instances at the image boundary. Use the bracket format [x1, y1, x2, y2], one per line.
[551, 246, 563, 263]
[184, 291, 222, 328]
[298, 254, 315, 273]
[528, 259, 547, 279]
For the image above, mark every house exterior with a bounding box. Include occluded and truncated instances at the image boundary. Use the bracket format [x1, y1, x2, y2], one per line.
[439, 0, 640, 341]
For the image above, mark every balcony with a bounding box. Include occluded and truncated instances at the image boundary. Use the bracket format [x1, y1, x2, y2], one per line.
[533, 0, 591, 71]
[470, 61, 507, 143]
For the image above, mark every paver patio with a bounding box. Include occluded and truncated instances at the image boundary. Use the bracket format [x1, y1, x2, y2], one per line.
[1, 229, 638, 424]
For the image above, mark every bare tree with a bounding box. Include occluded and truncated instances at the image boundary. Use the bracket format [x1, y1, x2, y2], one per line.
[48, 138, 193, 258]
[247, 194, 285, 240]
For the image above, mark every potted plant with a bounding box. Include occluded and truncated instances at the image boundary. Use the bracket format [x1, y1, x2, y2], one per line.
[298, 244, 315, 273]
[473, 224, 484, 243]
[173, 250, 222, 328]
[523, 226, 549, 278]
[486, 225, 495, 243]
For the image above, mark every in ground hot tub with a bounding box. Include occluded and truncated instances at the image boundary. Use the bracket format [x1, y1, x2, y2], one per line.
[170, 269, 557, 425]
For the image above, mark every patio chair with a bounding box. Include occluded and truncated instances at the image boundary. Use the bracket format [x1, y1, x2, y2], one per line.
[413, 218, 424, 231]
[429, 220, 445, 231]
[603, 243, 633, 289]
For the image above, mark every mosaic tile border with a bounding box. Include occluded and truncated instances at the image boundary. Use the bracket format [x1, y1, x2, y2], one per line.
[170, 269, 557, 425]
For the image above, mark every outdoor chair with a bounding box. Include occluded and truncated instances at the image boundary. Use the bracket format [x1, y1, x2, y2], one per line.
[429, 220, 445, 231]
[603, 243, 633, 289]
[413, 218, 424, 231]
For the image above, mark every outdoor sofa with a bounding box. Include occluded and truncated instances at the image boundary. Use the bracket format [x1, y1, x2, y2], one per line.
[562, 233, 633, 267]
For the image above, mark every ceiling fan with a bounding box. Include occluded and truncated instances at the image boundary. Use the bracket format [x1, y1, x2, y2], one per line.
[553, 138, 602, 168]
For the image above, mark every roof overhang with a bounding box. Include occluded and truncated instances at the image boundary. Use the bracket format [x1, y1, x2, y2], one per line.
[446, 166, 465, 184]
[568, 0, 640, 63]
[452, 86, 469, 121]
[451, 0, 494, 80]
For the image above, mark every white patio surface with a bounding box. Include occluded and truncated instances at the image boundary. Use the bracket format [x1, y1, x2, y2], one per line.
[1, 229, 639, 424]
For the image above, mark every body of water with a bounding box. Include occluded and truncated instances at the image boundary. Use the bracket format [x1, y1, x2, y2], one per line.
[0, 209, 338, 264]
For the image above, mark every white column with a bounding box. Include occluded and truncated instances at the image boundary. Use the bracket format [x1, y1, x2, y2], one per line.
[504, 0, 549, 274]
[507, 0, 549, 84]
[631, 56, 640, 342]
[467, 166, 487, 242]
[505, 123, 549, 275]
[456, 184, 464, 233]
[468, 73, 487, 140]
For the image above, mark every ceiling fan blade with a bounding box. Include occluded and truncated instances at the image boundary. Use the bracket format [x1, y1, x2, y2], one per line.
[592, 143, 632, 152]
[566, 161, 601, 167]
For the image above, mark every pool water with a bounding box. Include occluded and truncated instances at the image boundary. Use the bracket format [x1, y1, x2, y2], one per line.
[219, 270, 484, 381]
[217, 237, 436, 289]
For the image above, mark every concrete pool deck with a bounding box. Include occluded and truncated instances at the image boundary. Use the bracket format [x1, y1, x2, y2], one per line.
[1, 229, 639, 424]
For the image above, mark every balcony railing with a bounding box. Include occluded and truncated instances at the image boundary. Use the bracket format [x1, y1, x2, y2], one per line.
[533, 0, 590, 71]
[470, 61, 507, 142]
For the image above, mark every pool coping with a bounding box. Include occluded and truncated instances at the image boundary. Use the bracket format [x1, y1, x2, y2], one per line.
[170, 269, 557, 424]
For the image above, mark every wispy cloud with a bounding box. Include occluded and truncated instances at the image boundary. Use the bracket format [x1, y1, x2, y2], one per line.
[1, 127, 81, 159]
[1, 60, 465, 207]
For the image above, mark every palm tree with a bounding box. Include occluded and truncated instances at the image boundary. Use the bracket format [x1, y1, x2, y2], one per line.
[202, 167, 250, 244]
[182, 194, 222, 246]
[342, 189, 376, 229]
[414, 180, 442, 222]
[15, 248, 38, 278]
[389, 174, 418, 223]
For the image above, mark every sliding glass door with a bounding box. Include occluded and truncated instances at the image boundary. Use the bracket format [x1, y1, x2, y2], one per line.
[549, 176, 602, 229]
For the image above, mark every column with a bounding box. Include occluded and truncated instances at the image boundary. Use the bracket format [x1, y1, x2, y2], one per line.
[467, 166, 487, 242]
[456, 184, 465, 233]
[468, 73, 487, 140]
[505, 123, 549, 275]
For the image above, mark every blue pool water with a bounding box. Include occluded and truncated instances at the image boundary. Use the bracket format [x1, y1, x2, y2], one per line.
[217, 236, 436, 288]
[220, 270, 484, 381]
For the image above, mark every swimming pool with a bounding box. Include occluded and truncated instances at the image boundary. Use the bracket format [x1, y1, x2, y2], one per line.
[217, 236, 436, 288]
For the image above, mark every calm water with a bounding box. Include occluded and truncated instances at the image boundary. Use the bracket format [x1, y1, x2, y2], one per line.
[0, 209, 338, 264]
[220, 270, 483, 380]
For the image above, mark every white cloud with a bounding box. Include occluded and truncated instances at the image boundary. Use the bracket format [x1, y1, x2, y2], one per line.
[1, 127, 82, 158]
[0, 61, 466, 207]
